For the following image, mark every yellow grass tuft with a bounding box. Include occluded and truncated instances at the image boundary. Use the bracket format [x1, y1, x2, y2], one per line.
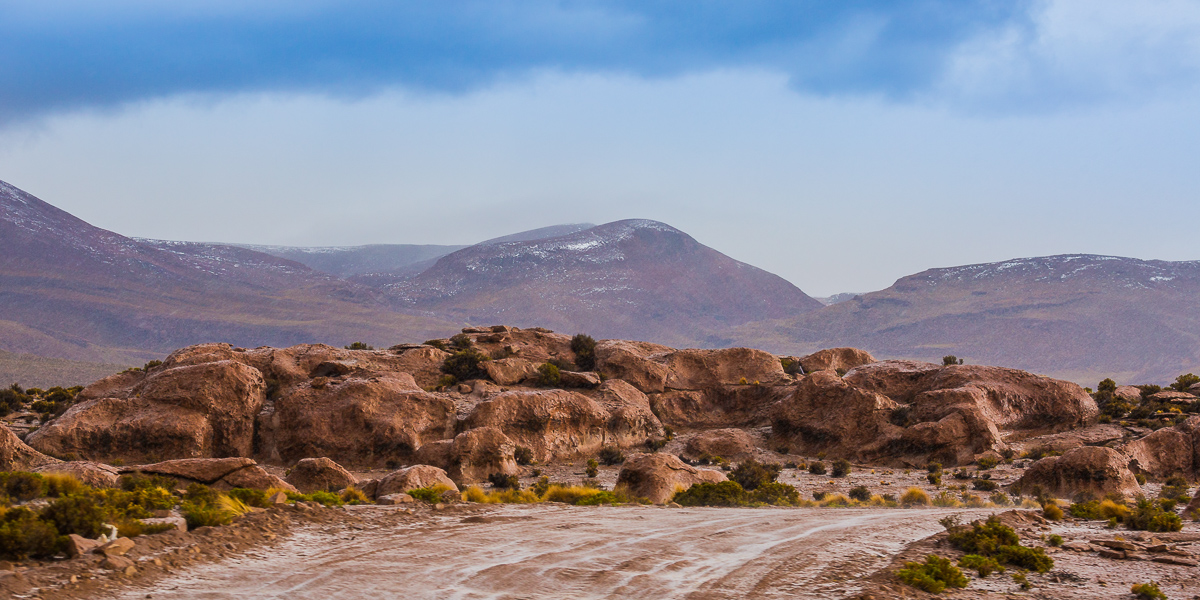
[900, 487, 931, 507]
[216, 494, 252, 516]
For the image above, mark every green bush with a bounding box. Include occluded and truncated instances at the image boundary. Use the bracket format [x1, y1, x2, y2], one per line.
[831, 459, 851, 478]
[599, 446, 626, 466]
[958, 554, 1004, 577]
[585, 459, 599, 478]
[947, 515, 1053, 573]
[1172, 373, 1200, 393]
[344, 342, 373, 350]
[748, 482, 800, 506]
[570, 334, 597, 371]
[407, 486, 449, 503]
[897, 554, 968, 593]
[672, 481, 747, 507]
[976, 456, 998, 470]
[942, 355, 964, 366]
[1048, 534, 1063, 547]
[119, 472, 178, 492]
[182, 502, 232, 529]
[441, 348, 491, 380]
[972, 479, 999, 491]
[1, 472, 47, 501]
[537, 363, 561, 387]
[514, 446, 534, 466]
[227, 488, 271, 509]
[1069, 500, 1102, 520]
[449, 333, 473, 349]
[730, 459, 782, 491]
[488, 473, 520, 490]
[1132, 581, 1169, 600]
[927, 473, 942, 486]
[40, 495, 106, 538]
[1128, 497, 1183, 532]
[807, 461, 826, 475]
[1161, 476, 1190, 501]
[848, 486, 871, 502]
[309, 490, 343, 507]
[0, 508, 61, 560]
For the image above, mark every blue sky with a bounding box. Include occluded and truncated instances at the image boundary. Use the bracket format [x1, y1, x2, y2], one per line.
[2, 1, 1199, 295]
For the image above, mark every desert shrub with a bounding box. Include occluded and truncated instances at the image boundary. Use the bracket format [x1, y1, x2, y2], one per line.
[926, 462, 943, 474]
[972, 478, 998, 492]
[1127, 497, 1183, 532]
[407, 484, 454, 504]
[1172, 373, 1200, 393]
[1, 472, 47, 501]
[183, 483, 220, 505]
[570, 334, 598, 371]
[1135, 473, 1148, 485]
[1012, 571, 1032, 590]
[730, 459, 782, 491]
[339, 487, 369, 505]
[831, 459, 851, 478]
[942, 355, 964, 366]
[901, 487, 930, 506]
[441, 348, 490, 381]
[227, 488, 271, 509]
[820, 493, 851, 507]
[807, 461, 826, 475]
[514, 446, 534, 466]
[959, 554, 1004, 577]
[645, 437, 668, 451]
[947, 515, 1053, 573]
[749, 482, 801, 506]
[1047, 534, 1063, 547]
[1069, 500, 1101, 519]
[119, 472, 178, 492]
[584, 459, 599, 478]
[40, 494, 107, 538]
[848, 486, 871, 502]
[42, 473, 86, 498]
[344, 342, 373, 350]
[672, 481, 747, 507]
[990, 492, 1012, 506]
[0, 508, 61, 560]
[462, 486, 540, 504]
[216, 494, 252, 517]
[952, 469, 971, 480]
[116, 519, 178, 538]
[931, 492, 962, 507]
[599, 446, 626, 466]
[543, 484, 629, 506]
[812, 491, 827, 501]
[927, 473, 942, 486]
[897, 554, 968, 593]
[488, 473, 520, 490]
[1131, 582, 1169, 600]
[301, 490, 342, 507]
[537, 363, 561, 387]
[1043, 503, 1064, 521]
[1100, 499, 1131, 521]
[976, 456, 998, 470]
[423, 339, 448, 351]
[780, 357, 804, 376]
[1161, 476, 1190, 501]
[182, 502, 232, 529]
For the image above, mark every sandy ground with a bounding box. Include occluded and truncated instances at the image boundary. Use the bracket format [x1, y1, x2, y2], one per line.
[102, 505, 995, 600]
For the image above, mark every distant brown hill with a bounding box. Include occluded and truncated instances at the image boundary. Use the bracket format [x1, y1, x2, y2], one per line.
[388, 219, 824, 347]
[733, 254, 1200, 385]
[0, 180, 454, 363]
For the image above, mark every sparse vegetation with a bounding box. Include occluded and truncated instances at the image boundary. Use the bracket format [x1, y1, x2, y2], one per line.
[896, 554, 968, 593]
[1131, 581, 1169, 600]
[599, 446, 626, 466]
[585, 459, 599, 478]
[1127, 497, 1183, 532]
[488, 473, 521, 490]
[537, 362, 561, 387]
[848, 486, 871, 502]
[344, 342, 373, 350]
[570, 334, 597, 371]
[407, 484, 456, 503]
[514, 446, 534, 466]
[831, 458, 851, 478]
[946, 515, 1053, 573]
[901, 487, 931, 506]
[670, 480, 802, 507]
[729, 459, 783, 491]
[959, 554, 1004, 577]
[942, 355, 964, 366]
[807, 461, 826, 475]
[441, 348, 491, 380]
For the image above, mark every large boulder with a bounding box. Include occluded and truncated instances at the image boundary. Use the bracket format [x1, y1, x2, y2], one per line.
[652, 385, 791, 429]
[462, 390, 613, 461]
[1114, 386, 1143, 403]
[595, 340, 673, 393]
[27, 360, 267, 462]
[414, 427, 520, 485]
[683, 429, 758, 461]
[0, 426, 59, 471]
[661, 348, 787, 390]
[798, 347, 876, 374]
[372, 465, 458, 498]
[591, 380, 664, 440]
[284, 457, 358, 493]
[1121, 417, 1200, 480]
[614, 453, 726, 504]
[260, 376, 456, 467]
[1012, 446, 1142, 500]
[482, 358, 539, 386]
[121, 457, 296, 491]
[771, 371, 903, 461]
[34, 461, 119, 488]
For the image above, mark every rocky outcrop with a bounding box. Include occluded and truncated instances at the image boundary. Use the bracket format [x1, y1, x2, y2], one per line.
[1, 426, 59, 471]
[652, 384, 791, 429]
[414, 427, 519, 485]
[370, 465, 458, 499]
[614, 453, 726, 504]
[799, 347, 876, 374]
[463, 389, 637, 461]
[27, 360, 267, 462]
[662, 348, 787, 389]
[771, 371, 903, 462]
[596, 340, 672, 393]
[34, 461, 119, 488]
[482, 358, 539, 386]
[284, 457, 358, 493]
[261, 376, 456, 467]
[1121, 417, 1200, 480]
[1148, 391, 1196, 404]
[120, 457, 296, 492]
[683, 429, 757, 461]
[591, 380, 664, 440]
[1114, 386, 1143, 403]
[1012, 446, 1142, 500]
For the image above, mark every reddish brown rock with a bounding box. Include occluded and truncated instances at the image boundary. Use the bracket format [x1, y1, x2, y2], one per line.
[417, 427, 520, 485]
[123, 457, 255, 483]
[261, 376, 455, 467]
[559, 370, 602, 389]
[614, 453, 726, 504]
[1149, 390, 1196, 404]
[216, 465, 295, 492]
[463, 389, 635, 461]
[798, 347, 876, 374]
[27, 360, 266, 462]
[1012, 446, 1142, 500]
[0, 426, 59, 471]
[482, 358, 539, 386]
[1123, 426, 1196, 480]
[34, 461, 119, 488]
[373, 465, 459, 498]
[771, 371, 903, 462]
[595, 340, 672, 393]
[683, 429, 758, 461]
[662, 348, 787, 390]
[65, 534, 101, 558]
[591, 380, 664, 440]
[284, 457, 358, 493]
[652, 385, 791, 429]
[460, 328, 576, 366]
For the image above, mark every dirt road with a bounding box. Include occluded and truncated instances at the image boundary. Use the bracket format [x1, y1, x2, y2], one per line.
[110, 505, 991, 600]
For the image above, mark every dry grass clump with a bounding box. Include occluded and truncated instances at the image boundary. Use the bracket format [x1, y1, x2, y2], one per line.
[1100, 499, 1131, 521]
[819, 493, 851, 507]
[901, 487, 931, 507]
[339, 486, 369, 504]
[462, 486, 541, 504]
[932, 492, 962, 508]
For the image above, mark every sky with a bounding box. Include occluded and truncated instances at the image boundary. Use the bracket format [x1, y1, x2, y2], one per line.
[2, 1, 1199, 296]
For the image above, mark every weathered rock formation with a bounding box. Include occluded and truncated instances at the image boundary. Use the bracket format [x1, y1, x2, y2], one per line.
[683, 429, 758, 461]
[414, 427, 519, 485]
[120, 457, 295, 492]
[34, 461, 120, 488]
[798, 347, 876, 374]
[1, 426, 59, 471]
[284, 457, 358, 493]
[1012, 446, 1142, 500]
[1120, 417, 1200, 480]
[614, 452, 726, 504]
[366, 465, 458, 499]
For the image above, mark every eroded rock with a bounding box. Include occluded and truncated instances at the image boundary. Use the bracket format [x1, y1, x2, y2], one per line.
[284, 457, 358, 493]
[1012, 446, 1142, 500]
[614, 452, 726, 504]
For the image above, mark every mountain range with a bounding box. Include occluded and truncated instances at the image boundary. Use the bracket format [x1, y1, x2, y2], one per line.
[2, 178, 1198, 386]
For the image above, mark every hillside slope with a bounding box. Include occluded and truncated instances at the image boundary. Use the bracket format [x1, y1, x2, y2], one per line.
[733, 254, 1200, 384]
